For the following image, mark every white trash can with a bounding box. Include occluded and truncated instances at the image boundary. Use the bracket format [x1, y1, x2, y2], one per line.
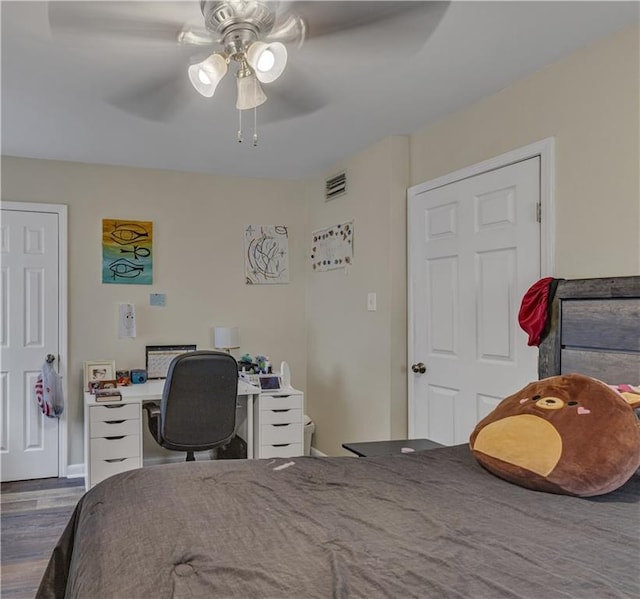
[304, 415, 315, 456]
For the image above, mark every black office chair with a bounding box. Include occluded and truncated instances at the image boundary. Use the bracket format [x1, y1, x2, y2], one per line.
[143, 351, 238, 462]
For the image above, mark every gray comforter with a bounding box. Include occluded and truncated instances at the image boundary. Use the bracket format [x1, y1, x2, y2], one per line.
[37, 445, 640, 598]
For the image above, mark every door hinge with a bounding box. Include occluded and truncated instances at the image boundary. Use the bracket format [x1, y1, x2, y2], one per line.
[536, 203, 542, 223]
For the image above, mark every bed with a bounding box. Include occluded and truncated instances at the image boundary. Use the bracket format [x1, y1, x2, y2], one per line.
[37, 276, 640, 599]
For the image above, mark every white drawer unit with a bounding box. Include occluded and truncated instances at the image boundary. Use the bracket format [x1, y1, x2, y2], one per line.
[85, 400, 142, 490]
[254, 390, 304, 459]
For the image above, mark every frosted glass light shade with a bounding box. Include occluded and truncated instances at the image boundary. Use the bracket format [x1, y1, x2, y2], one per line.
[188, 53, 228, 97]
[214, 326, 240, 350]
[246, 41, 288, 83]
[236, 73, 267, 110]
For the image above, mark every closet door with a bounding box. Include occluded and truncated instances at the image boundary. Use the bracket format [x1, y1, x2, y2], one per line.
[408, 157, 541, 444]
[2, 207, 61, 481]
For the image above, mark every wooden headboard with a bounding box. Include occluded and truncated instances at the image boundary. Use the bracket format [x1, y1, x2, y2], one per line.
[539, 276, 640, 382]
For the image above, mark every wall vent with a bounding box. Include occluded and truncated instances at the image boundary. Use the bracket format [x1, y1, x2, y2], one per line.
[325, 172, 347, 201]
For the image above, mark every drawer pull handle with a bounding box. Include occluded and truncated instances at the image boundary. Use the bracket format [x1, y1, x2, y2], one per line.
[272, 409, 290, 413]
[272, 423, 290, 428]
[105, 458, 127, 463]
[272, 443, 291, 447]
[271, 395, 291, 399]
[105, 420, 125, 425]
[104, 405, 126, 409]
[105, 435, 126, 440]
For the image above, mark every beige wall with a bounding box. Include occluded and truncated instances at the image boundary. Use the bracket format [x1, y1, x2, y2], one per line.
[305, 136, 410, 456]
[304, 23, 639, 456]
[411, 23, 640, 277]
[2, 23, 638, 465]
[1, 158, 307, 465]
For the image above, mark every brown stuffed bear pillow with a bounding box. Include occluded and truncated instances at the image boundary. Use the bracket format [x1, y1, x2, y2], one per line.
[469, 373, 640, 497]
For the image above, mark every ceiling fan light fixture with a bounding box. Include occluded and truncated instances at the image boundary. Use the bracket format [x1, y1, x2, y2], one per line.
[236, 71, 267, 110]
[246, 41, 287, 83]
[188, 53, 228, 98]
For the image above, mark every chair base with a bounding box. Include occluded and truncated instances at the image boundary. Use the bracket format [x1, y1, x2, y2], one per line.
[186, 451, 195, 462]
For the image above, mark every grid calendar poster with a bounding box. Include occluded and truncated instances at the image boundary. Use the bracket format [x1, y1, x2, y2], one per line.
[244, 225, 289, 285]
[102, 219, 153, 284]
[311, 221, 353, 271]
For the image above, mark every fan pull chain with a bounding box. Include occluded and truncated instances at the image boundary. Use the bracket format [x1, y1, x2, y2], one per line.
[252, 76, 259, 147]
[237, 109, 243, 143]
[253, 105, 258, 147]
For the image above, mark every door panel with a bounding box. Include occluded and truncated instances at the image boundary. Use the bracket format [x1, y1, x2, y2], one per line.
[1, 209, 59, 481]
[409, 158, 540, 445]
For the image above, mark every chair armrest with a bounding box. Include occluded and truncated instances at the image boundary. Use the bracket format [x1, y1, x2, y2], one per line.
[142, 401, 160, 418]
[142, 401, 161, 442]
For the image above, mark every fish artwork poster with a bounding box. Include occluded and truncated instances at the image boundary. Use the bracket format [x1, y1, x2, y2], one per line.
[102, 219, 153, 285]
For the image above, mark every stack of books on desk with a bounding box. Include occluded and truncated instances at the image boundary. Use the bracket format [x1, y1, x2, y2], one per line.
[95, 388, 122, 402]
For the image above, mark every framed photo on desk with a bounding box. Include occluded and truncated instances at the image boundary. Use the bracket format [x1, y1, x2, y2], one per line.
[83, 360, 116, 392]
[145, 345, 196, 379]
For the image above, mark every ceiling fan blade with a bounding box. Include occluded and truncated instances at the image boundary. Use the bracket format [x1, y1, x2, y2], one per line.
[106, 70, 192, 122]
[259, 65, 328, 125]
[177, 28, 220, 47]
[266, 13, 307, 47]
[292, 1, 451, 59]
[295, 1, 432, 37]
[47, 1, 199, 45]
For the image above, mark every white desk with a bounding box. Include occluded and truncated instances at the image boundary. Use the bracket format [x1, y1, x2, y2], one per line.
[83, 379, 260, 490]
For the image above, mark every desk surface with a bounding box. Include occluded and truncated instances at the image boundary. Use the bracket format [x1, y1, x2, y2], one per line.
[342, 438, 444, 457]
[85, 379, 260, 406]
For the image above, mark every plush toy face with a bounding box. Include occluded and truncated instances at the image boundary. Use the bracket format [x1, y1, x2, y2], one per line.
[469, 373, 640, 497]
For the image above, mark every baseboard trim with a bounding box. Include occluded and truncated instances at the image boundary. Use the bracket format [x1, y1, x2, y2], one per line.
[310, 447, 327, 457]
[66, 463, 85, 479]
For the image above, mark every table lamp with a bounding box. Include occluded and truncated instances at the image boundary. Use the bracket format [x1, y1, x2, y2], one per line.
[214, 326, 240, 353]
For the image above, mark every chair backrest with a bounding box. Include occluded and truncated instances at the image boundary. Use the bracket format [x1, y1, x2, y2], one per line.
[160, 351, 238, 451]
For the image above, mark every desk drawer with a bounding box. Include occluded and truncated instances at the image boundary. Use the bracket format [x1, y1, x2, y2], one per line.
[260, 408, 302, 425]
[261, 422, 303, 445]
[91, 456, 141, 487]
[259, 394, 302, 411]
[91, 435, 140, 460]
[90, 403, 139, 422]
[91, 418, 139, 438]
[259, 443, 304, 459]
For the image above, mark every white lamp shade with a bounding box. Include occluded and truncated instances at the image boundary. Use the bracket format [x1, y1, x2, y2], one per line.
[214, 326, 240, 350]
[188, 53, 228, 98]
[236, 73, 267, 110]
[246, 41, 288, 83]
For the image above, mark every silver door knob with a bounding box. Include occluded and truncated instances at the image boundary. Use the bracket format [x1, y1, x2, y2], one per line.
[411, 362, 426, 374]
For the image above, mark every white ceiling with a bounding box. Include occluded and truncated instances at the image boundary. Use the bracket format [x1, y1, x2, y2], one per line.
[2, 1, 638, 181]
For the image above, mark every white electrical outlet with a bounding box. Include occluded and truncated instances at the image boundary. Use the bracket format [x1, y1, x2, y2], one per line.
[367, 292, 377, 311]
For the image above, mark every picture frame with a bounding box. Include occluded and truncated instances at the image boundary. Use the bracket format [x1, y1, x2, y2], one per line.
[96, 379, 118, 390]
[83, 360, 116, 392]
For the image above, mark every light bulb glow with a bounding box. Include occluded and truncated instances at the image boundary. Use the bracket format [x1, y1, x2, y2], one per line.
[188, 53, 228, 98]
[257, 49, 275, 73]
[246, 41, 287, 83]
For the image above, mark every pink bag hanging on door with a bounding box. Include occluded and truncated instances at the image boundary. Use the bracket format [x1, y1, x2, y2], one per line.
[35, 357, 64, 418]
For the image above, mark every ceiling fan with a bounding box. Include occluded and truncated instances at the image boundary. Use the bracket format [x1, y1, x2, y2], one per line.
[48, 1, 449, 144]
[181, 1, 308, 144]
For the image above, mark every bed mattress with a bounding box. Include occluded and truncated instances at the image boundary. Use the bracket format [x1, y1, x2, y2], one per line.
[38, 445, 640, 598]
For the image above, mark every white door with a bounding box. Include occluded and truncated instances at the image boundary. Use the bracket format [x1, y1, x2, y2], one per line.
[408, 157, 541, 445]
[1, 208, 60, 480]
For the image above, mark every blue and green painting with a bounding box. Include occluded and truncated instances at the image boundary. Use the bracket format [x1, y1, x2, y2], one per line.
[102, 219, 153, 285]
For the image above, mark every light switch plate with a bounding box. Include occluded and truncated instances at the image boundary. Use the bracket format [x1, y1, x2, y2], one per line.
[367, 292, 377, 311]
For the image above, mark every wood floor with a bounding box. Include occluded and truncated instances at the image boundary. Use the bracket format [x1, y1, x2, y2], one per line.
[1, 477, 84, 598]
